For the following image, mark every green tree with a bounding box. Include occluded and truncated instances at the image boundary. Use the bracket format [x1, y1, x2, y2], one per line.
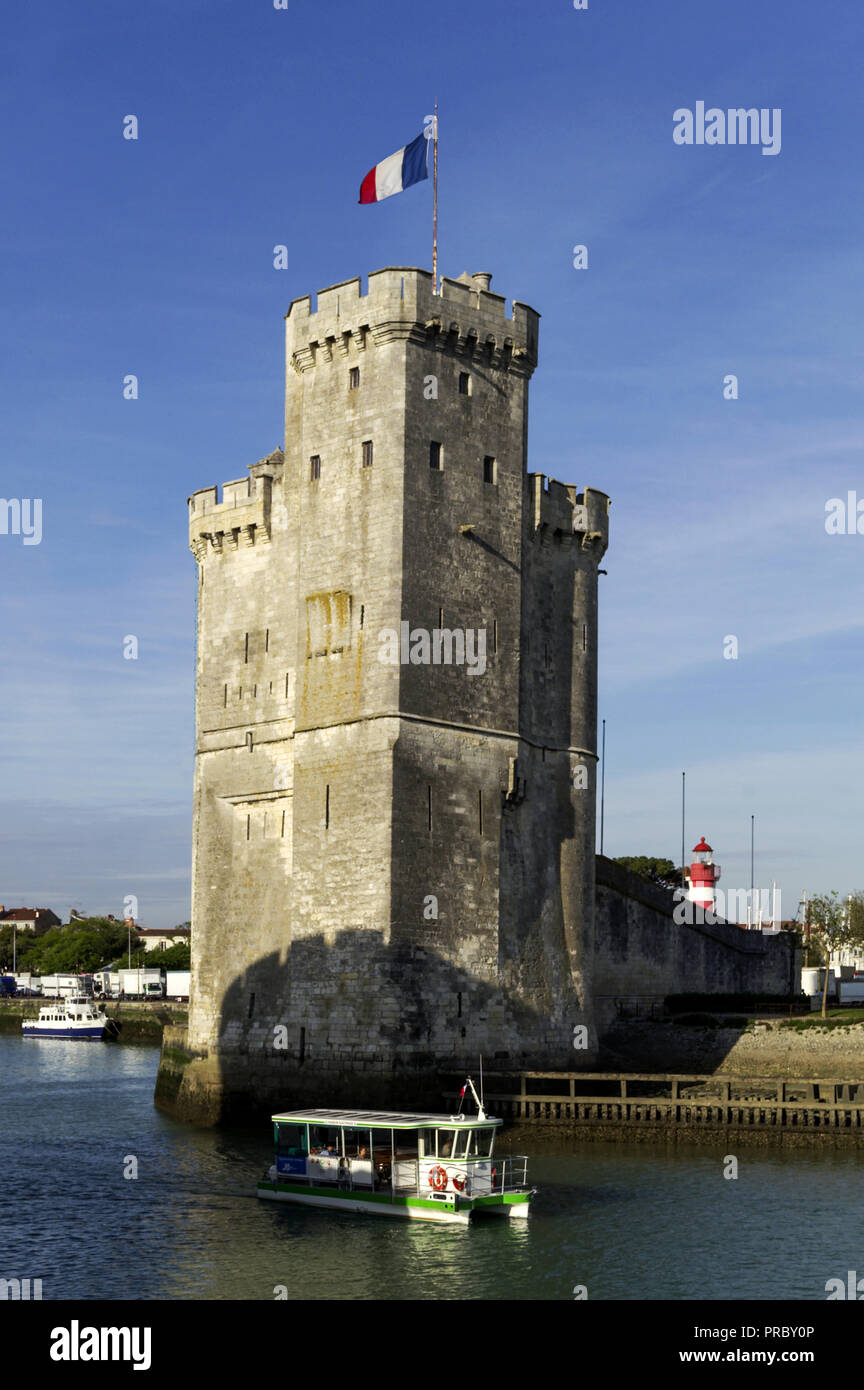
[807, 892, 864, 1018]
[143, 943, 191, 969]
[24, 919, 130, 975]
[614, 856, 682, 890]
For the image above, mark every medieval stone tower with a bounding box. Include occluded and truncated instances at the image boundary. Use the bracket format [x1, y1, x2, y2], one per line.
[158, 267, 610, 1124]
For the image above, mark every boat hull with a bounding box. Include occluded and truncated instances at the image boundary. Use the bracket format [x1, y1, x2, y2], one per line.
[22, 1024, 108, 1040]
[256, 1179, 532, 1224]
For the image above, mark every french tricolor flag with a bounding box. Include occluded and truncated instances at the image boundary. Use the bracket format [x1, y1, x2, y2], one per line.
[359, 132, 429, 205]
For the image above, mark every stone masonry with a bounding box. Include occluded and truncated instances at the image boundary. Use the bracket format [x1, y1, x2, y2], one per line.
[157, 267, 611, 1123]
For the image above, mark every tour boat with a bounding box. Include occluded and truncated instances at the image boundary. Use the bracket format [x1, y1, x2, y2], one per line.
[21, 996, 119, 1041]
[257, 1078, 533, 1224]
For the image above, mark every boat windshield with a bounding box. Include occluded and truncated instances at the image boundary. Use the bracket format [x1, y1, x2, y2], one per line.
[420, 1128, 495, 1159]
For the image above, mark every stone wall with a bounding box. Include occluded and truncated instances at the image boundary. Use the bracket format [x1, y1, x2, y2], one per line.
[593, 855, 797, 1036]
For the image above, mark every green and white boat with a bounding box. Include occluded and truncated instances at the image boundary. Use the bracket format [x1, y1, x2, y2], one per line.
[256, 1079, 533, 1225]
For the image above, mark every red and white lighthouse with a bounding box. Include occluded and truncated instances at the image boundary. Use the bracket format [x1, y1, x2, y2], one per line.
[687, 837, 721, 912]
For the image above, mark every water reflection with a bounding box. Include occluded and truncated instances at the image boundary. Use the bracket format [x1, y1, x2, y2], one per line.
[2, 1037, 863, 1301]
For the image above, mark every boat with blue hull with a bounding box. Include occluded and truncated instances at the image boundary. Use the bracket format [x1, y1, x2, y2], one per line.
[22, 996, 119, 1041]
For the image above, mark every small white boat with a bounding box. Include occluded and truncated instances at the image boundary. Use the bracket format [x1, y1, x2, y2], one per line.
[257, 1077, 533, 1225]
[21, 996, 119, 1041]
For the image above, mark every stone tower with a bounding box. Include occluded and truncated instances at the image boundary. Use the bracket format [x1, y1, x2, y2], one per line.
[158, 267, 610, 1124]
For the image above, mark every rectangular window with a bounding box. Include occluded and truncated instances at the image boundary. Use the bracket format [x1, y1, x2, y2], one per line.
[223, 683, 228, 707]
[310, 455, 321, 480]
[478, 789, 484, 834]
[427, 784, 432, 833]
[276, 1122, 308, 1156]
[458, 372, 470, 395]
[430, 441, 442, 471]
[362, 439, 373, 468]
[244, 632, 249, 663]
[325, 784, 330, 829]
[493, 619, 498, 654]
[483, 455, 497, 485]
[349, 366, 360, 389]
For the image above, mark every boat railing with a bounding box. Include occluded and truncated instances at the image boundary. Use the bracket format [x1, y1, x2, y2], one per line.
[492, 1156, 529, 1193]
[268, 1152, 530, 1199]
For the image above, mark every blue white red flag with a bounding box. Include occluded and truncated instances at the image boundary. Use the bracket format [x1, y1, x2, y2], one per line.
[359, 132, 429, 204]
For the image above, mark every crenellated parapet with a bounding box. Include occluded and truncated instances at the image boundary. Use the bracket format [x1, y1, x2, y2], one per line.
[526, 474, 610, 557]
[188, 469, 274, 562]
[285, 267, 539, 380]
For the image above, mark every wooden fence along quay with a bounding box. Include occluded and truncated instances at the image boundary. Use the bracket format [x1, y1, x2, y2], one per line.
[444, 1073, 864, 1146]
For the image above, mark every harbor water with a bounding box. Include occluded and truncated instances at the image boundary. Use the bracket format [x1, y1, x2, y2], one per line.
[3, 1034, 862, 1302]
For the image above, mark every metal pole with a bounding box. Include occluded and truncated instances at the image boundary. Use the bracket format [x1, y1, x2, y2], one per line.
[432, 102, 438, 294]
[750, 815, 755, 926]
[599, 718, 606, 856]
[681, 772, 686, 892]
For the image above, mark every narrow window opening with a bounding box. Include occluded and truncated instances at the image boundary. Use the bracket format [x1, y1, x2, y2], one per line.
[427, 785, 432, 833]
[310, 454, 321, 480]
[457, 991, 462, 1018]
[285, 673, 289, 697]
[458, 372, 470, 395]
[429, 440, 442, 471]
[483, 455, 497, 485]
[253, 685, 257, 698]
[223, 683, 228, 707]
[265, 628, 270, 652]
[325, 783, 330, 829]
[299, 1026, 306, 1064]
[360, 604, 365, 628]
[478, 789, 484, 834]
[246, 731, 253, 751]
[438, 606, 444, 629]
[281, 809, 286, 838]
[239, 685, 243, 699]
[248, 992, 255, 1019]
[349, 366, 360, 389]
[493, 619, 498, 653]
[269, 681, 273, 694]
[246, 814, 251, 840]
[582, 622, 587, 652]
[362, 439, 373, 468]
[244, 632, 249, 663]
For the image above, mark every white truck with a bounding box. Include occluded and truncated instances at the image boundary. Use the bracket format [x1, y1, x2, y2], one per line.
[165, 970, 191, 1001]
[39, 973, 93, 999]
[12, 972, 40, 996]
[117, 968, 165, 1000]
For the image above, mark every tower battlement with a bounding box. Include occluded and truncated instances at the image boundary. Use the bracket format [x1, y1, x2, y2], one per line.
[286, 267, 539, 378]
[527, 473, 610, 553]
[188, 470, 273, 558]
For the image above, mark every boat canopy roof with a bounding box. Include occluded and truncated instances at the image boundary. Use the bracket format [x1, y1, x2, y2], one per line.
[271, 1107, 501, 1130]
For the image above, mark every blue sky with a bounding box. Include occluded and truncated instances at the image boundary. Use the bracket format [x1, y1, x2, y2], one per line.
[1, 0, 861, 928]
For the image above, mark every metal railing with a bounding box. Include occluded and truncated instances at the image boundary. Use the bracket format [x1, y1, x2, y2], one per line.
[270, 1153, 530, 1199]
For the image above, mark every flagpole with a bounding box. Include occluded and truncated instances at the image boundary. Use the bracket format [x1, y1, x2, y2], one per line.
[432, 101, 438, 294]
